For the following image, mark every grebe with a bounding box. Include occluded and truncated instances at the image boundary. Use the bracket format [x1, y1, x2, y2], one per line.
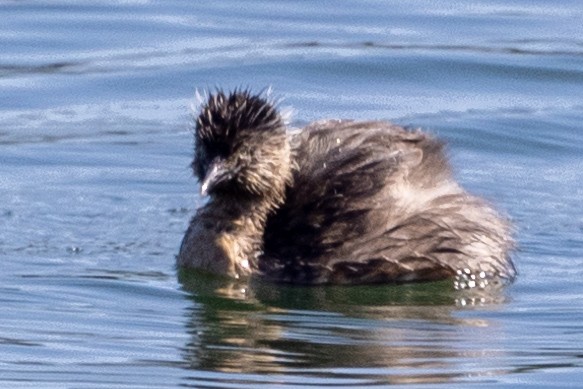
[178, 89, 515, 285]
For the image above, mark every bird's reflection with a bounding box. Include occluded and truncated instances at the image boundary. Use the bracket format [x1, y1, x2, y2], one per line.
[178, 270, 511, 385]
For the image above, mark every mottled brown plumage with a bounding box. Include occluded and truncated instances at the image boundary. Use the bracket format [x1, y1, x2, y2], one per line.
[178, 89, 516, 285]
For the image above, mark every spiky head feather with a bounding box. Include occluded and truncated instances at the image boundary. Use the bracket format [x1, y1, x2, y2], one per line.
[195, 89, 283, 144]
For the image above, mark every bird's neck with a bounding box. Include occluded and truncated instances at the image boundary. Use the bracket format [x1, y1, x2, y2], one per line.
[203, 193, 281, 277]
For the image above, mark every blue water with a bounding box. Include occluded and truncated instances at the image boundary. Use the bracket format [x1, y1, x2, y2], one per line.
[1, 1, 582, 387]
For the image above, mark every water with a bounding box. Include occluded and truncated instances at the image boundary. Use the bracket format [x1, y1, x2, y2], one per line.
[1, 1, 582, 387]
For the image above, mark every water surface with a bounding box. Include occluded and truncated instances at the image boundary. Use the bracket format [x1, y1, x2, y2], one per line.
[1, 1, 582, 387]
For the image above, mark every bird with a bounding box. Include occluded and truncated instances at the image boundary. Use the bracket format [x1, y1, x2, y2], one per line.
[177, 89, 516, 286]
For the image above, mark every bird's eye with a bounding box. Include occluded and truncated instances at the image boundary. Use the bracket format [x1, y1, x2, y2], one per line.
[214, 143, 230, 158]
[201, 140, 228, 160]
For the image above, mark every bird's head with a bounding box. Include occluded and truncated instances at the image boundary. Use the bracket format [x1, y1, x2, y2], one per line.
[192, 89, 292, 203]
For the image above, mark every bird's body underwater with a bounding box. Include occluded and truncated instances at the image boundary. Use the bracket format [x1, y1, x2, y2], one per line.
[178, 90, 516, 285]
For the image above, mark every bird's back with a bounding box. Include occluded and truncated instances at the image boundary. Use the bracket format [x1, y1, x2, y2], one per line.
[260, 120, 515, 284]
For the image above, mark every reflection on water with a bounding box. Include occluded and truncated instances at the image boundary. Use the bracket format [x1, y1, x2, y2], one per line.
[178, 270, 511, 385]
